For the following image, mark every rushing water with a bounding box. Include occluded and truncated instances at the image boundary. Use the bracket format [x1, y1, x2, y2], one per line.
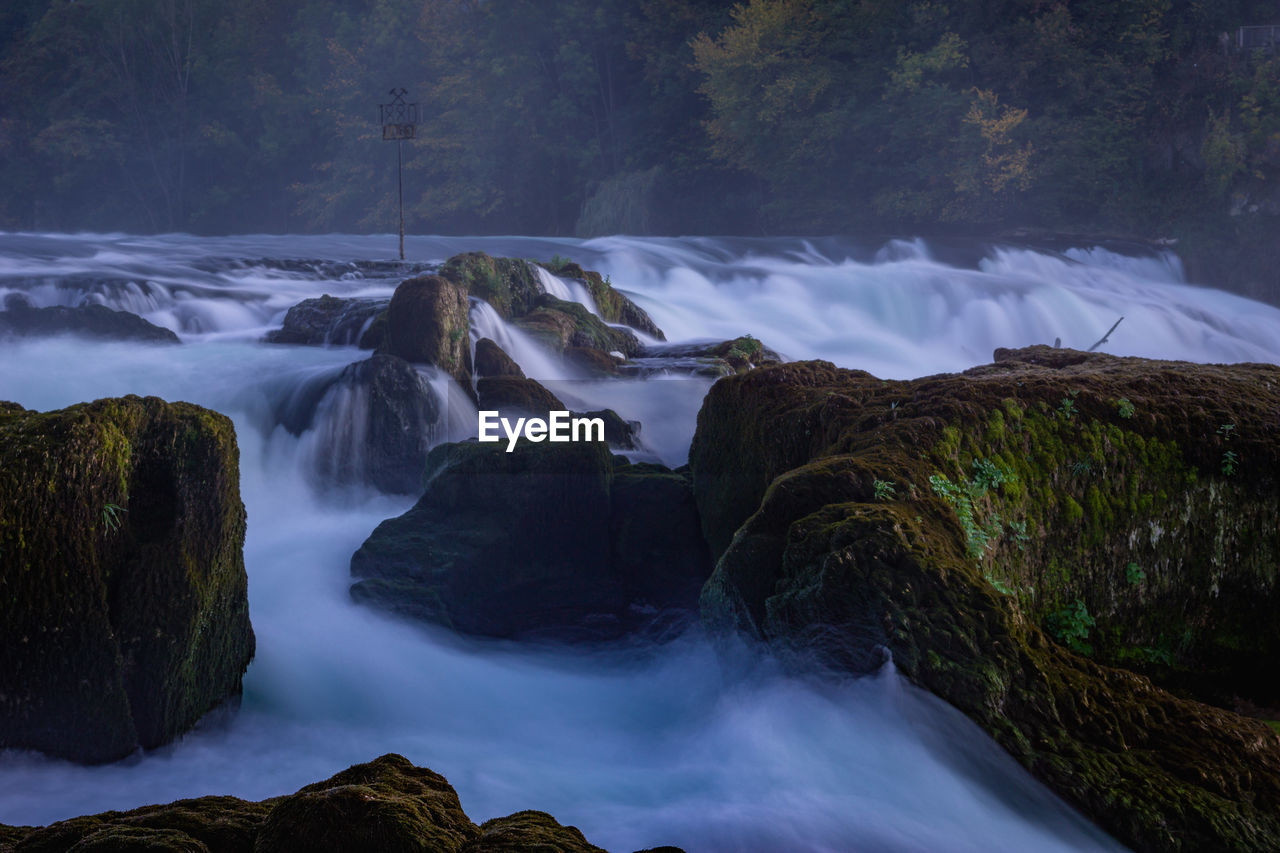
[4, 232, 1279, 851]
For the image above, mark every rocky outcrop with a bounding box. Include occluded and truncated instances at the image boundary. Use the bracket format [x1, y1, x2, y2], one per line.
[0, 296, 179, 343]
[539, 259, 665, 340]
[514, 294, 643, 358]
[383, 275, 472, 387]
[689, 349, 1280, 851]
[0, 396, 254, 764]
[440, 252, 544, 320]
[3, 754, 660, 852]
[264, 294, 387, 346]
[350, 440, 710, 640]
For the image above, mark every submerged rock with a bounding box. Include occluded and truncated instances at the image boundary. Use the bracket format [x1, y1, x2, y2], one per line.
[350, 440, 710, 640]
[0, 297, 179, 343]
[4, 754, 657, 852]
[0, 396, 254, 764]
[263, 294, 387, 346]
[689, 350, 1280, 851]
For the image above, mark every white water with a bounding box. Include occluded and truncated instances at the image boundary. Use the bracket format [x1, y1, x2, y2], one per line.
[5, 232, 1277, 850]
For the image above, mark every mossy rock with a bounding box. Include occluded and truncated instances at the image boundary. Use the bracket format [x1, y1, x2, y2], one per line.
[263, 295, 387, 347]
[382, 275, 472, 387]
[690, 349, 1280, 851]
[0, 299, 179, 343]
[254, 754, 479, 853]
[538, 259, 665, 340]
[463, 811, 605, 853]
[0, 396, 254, 764]
[9, 755, 637, 853]
[514, 294, 641, 358]
[439, 253, 542, 320]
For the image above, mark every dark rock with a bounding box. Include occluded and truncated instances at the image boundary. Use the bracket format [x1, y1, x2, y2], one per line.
[358, 310, 388, 350]
[611, 464, 709, 611]
[584, 408, 640, 449]
[8, 754, 642, 853]
[473, 338, 524, 378]
[690, 351, 1280, 851]
[539, 259, 665, 340]
[514, 294, 642, 357]
[350, 441, 710, 640]
[475, 376, 564, 417]
[0, 302, 179, 343]
[383, 275, 471, 386]
[0, 396, 253, 764]
[313, 355, 440, 495]
[263, 295, 387, 346]
[564, 346, 622, 376]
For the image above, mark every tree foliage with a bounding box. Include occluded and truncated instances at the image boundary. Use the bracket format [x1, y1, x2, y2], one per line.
[0, 0, 1277, 239]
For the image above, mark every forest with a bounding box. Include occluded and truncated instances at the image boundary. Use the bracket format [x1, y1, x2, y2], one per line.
[1, 0, 1278, 255]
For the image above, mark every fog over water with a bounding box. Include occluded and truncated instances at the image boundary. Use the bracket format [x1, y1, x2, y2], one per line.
[4, 232, 1275, 851]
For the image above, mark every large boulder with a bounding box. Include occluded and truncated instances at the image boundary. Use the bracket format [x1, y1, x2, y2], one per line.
[5, 754, 652, 853]
[0, 396, 254, 764]
[383, 275, 471, 387]
[0, 297, 179, 343]
[690, 350, 1280, 851]
[350, 441, 710, 640]
[264, 295, 388, 346]
[473, 337, 525, 378]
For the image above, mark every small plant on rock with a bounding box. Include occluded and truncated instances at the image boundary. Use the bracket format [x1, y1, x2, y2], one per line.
[873, 479, 896, 501]
[1116, 397, 1136, 418]
[101, 502, 127, 533]
[1046, 599, 1096, 655]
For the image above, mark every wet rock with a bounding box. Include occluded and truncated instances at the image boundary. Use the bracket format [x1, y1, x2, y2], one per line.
[383, 275, 471, 386]
[475, 376, 565, 417]
[263, 294, 387, 346]
[473, 337, 525, 378]
[0, 396, 253, 764]
[440, 252, 543, 320]
[514, 294, 642, 357]
[316, 355, 441, 495]
[350, 441, 711, 640]
[690, 350, 1280, 851]
[539, 259, 665, 340]
[624, 337, 781, 378]
[0, 299, 179, 343]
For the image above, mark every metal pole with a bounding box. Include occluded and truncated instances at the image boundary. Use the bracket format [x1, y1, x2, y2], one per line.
[397, 139, 405, 260]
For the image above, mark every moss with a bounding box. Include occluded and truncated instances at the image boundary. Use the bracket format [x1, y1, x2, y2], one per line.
[439, 252, 542, 320]
[513, 294, 642, 357]
[692, 348, 1280, 851]
[536, 259, 665, 340]
[0, 396, 253, 763]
